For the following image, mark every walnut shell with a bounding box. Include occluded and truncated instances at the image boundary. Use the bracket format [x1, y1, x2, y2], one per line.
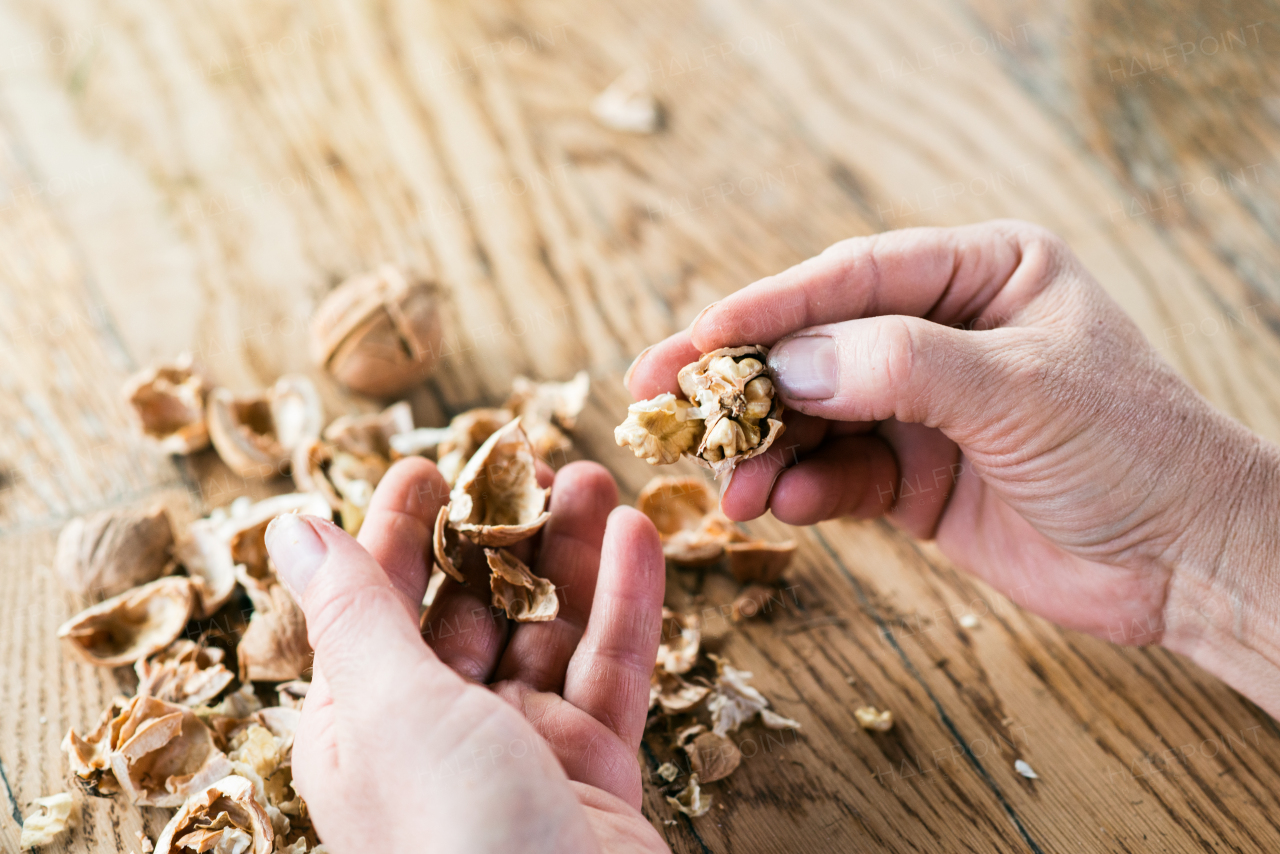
[177, 493, 332, 618]
[447, 419, 550, 547]
[486, 548, 558, 622]
[153, 775, 273, 854]
[136, 641, 234, 707]
[235, 565, 312, 683]
[57, 577, 196, 667]
[310, 265, 443, 398]
[635, 476, 735, 565]
[206, 376, 323, 479]
[657, 608, 700, 675]
[683, 731, 741, 783]
[725, 539, 797, 584]
[55, 504, 175, 600]
[431, 505, 465, 584]
[649, 670, 710, 714]
[122, 353, 210, 454]
[504, 371, 590, 460]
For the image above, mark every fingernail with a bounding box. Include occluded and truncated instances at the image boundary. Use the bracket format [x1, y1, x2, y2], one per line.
[623, 344, 656, 388]
[768, 335, 838, 400]
[689, 301, 718, 333]
[265, 514, 329, 600]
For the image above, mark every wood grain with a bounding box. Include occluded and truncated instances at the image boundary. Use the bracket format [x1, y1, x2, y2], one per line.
[2, 0, 1279, 851]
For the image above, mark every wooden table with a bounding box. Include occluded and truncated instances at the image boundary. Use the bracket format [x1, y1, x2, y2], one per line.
[3, 0, 1280, 851]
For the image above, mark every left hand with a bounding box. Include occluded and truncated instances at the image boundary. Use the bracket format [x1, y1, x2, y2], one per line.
[264, 458, 672, 854]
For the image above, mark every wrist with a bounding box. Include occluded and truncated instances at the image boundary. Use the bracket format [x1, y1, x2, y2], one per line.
[1160, 426, 1280, 717]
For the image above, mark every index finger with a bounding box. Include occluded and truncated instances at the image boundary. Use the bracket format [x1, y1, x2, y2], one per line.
[691, 220, 1060, 350]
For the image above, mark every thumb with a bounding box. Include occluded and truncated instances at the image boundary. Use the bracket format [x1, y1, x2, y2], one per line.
[766, 317, 1009, 443]
[265, 513, 430, 698]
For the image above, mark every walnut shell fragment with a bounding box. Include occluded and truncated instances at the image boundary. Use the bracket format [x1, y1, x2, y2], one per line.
[486, 548, 558, 622]
[666, 774, 711, 818]
[447, 419, 550, 547]
[725, 539, 797, 585]
[310, 265, 443, 399]
[431, 505, 466, 584]
[207, 376, 323, 479]
[55, 504, 175, 600]
[636, 476, 734, 565]
[235, 565, 312, 683]
[683, 731, 741, 784]
[57, 577, 196, 667]
[657, 608, 700, 675]
[705, 655, 798, 737]
[592, 68, 662, 134]
[649, 670, 709, 714]
[504, 371, 590, 460]
[854, 706, 894, 732]
[154, 775, 273, 854]
[19, 792, 77, 849]
[136, 641, 235, 707]
[64, 694, 234, 807]
[122, 353, 210, 454]
[177, 493, 332, 618]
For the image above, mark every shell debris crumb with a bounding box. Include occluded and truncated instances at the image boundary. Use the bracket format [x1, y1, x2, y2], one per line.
[1015, 759, 1039, 779]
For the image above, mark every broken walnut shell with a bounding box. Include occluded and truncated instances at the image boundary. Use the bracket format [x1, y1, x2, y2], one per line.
[235, 565, 313, 683]
[504, 371, 590, 460]
[206, 376, 323, 479]
[683, 731, 742, 784]
[310, 265, 443, 398]
[153, 775, 273, 854]
[57, 577, 196, 667]
[55, 504, 175, 600]
[486, 548, 558, 622]
[122, 353, 211, 454]
[136, 641, 235, 707]
[635, 476, 735, 565]
[656, 608, 700, 675]
[725, 539, 797, 584]
[431, 505, 465, 584]
[447, 419, 550, 547]
[649, 670, 710, 714]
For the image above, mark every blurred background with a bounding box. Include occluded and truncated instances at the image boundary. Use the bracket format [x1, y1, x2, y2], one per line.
[3, 0, 1280, 852]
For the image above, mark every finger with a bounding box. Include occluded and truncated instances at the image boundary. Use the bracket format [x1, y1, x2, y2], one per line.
[767, 435, 899, 526]
[691, 221, 1066, 350]
[624, 331, 701, 401]
[421, 541, 508, 683]
[264, 514, 434, 701]
[876, 419, 962, 539]
[719, 410, 828, 522]
[356, 457, 449, 617]
[764, 316, 1022, 447]
[493, 462, 618, 691]
[563, 506, 664, 752]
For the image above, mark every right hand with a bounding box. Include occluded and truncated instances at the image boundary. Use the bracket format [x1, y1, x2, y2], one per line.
[627, 220, 1280, 716]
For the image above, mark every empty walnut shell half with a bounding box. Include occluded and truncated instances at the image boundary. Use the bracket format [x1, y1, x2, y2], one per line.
[447, 419, 550, 547]
[55, 504, 175, 600]
[683, 731, 742, 784]
[177, 493, 332, 618]
[725, 539, 797, 584]
[57, 577, 196, 667]
[122, 353, 211, 454]
[154, 775, 273, 854]
[636, 476, 737, 565]
[207, 376, 323, 479]
[486, 548, 558, 622]
[310, 264, 443, 398]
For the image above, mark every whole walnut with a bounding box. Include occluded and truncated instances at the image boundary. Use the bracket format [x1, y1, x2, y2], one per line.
[310, 265, 443, 398]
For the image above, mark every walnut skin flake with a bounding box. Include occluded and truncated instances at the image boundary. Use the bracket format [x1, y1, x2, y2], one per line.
[486, 548, 558, 622]
[58, 577, 196, 667]
[614, 394, 703, 466]
[854, 706, 894, 732]
[153, 775, 273, 854]
[649, 670, 709, 714]
[447, 419, 550, 547]
[666, 774, 711, 818]
[19, 792, 77, 849]
[656, 608, 700, 675]
[705, 655, 799, 737]
[122, 353, 210, 455]
[683, 732, 742, 784]
[136, 641, 235, 707]
[55, 504, 175, 600]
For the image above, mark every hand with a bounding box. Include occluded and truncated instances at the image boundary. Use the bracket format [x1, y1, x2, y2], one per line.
[264, 458, 672, 854]
[627, 220, 1280, 716]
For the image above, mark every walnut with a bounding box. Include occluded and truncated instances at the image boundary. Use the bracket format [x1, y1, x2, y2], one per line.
[591, 68, 662, 134]
[486, 548, 558, 622]
[656, 608, 700, 675]
[614, 394, 703, 466]
[678, 346, 785, 477]
[207, 376, 323, 479]
[55, 504, 175, 600]
[19, 793, 77, 849]
[57, 577, 196, 667]
[153, 776, 273, 854]
[854, 706, 894, 732]
[122, 354, 210, 454]
[136, 641, 235, 707]
[176, 493, 332, 618]
[310, 265, 443, 398]
[503, 371, 590, 460]
[682, 731, 741, 783]
[649, 670, 709, 714]
[666, 775, 711, 818]
[63, 694, 233, 807]
[446, 419, 550, 547]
